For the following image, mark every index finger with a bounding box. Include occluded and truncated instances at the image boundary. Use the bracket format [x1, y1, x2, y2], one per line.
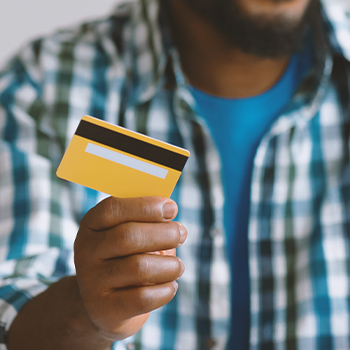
[81, 196, 178, 231]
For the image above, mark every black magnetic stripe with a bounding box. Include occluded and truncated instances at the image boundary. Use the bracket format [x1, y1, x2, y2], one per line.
[75, 120, 188, 171]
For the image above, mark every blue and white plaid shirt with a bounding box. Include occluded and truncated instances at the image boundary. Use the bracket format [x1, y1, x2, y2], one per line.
[0, 0, 350, 349]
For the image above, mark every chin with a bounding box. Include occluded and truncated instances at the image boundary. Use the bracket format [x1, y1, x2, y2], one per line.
[181, 0, 318, 58]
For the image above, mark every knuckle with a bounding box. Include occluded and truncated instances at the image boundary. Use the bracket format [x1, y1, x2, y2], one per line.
[109, 197, 124, 220]
[135, 288, 153, 313]
[98, 197, 125, 229]
[118, 224, 132, 252]
[141, 201, 153, 217]
[134, 255, 149, 283]
[101, 197, 119, 224]
[120, 223, 144, 251]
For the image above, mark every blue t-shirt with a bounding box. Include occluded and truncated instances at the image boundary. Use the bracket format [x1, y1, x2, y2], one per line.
[190, 52, 311, 349]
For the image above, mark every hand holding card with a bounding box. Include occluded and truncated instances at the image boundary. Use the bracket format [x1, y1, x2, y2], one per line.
[54, 116, 188, 344]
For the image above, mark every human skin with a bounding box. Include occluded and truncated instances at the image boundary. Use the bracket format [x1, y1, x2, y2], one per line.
[7, 197, 186, 349]
[7, 0, 313, 348]
[238, 0, 311, 20]
[167, 0, 313, 98]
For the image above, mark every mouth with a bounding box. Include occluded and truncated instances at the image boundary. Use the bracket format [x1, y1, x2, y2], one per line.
[239, 0, 312, 19]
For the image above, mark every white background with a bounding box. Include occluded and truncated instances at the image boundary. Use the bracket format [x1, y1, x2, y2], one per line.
[0, 0, 120, 65]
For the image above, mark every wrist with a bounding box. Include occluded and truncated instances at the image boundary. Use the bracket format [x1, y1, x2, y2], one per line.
[7, 276, 113, 350]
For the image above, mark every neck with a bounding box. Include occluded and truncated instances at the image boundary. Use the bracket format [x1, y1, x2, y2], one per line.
[166, 0, 290, 98]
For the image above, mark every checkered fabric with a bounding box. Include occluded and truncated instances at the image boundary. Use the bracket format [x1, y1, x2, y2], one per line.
[0, 0, 349, 349]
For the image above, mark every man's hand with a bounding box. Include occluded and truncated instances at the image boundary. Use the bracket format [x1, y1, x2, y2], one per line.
[7, 196, 186, 350]
[74, 196, 186, 341]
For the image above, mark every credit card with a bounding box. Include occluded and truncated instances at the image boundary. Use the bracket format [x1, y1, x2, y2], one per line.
[56, 116, 190, 198]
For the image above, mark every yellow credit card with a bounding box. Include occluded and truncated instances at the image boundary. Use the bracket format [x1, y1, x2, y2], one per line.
[56, 116, 190, 198]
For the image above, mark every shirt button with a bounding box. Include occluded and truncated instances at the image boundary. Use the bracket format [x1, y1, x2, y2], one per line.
[126, 343, 135, 350]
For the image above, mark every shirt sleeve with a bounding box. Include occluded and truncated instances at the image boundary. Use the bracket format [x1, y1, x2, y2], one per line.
[0, 41, 79, 347]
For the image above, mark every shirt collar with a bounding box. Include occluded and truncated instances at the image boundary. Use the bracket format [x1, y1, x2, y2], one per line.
[321, 0, 350, 61]
[111, 0, 167, 104]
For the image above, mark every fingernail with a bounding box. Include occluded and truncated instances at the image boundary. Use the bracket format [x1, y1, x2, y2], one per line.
[162, 201, 177, 220]
[171, 281, 179, 295]
[179, 260, 185, 277]
[177, 223, 187, 246]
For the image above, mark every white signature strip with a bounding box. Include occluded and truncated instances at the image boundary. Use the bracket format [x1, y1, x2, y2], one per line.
[85, 143, 168, 179]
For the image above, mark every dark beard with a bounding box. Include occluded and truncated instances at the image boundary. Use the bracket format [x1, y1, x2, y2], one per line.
[181, 0, 319, 58]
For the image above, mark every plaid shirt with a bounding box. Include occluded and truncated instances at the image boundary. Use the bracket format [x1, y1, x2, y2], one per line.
[0, 0, 350, 349]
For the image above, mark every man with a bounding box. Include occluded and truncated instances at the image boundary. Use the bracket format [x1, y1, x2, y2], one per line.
[0, 0, 349, 349]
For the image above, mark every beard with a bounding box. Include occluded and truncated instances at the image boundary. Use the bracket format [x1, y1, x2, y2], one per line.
[180, 0, 319, 58]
